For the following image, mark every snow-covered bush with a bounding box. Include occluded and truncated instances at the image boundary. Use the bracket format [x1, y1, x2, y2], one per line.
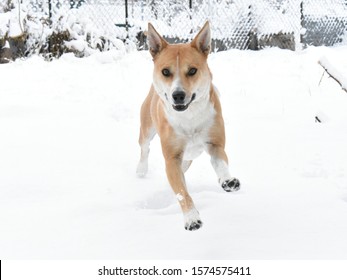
[22, 11, 126, 58]
[0, 0, 26, 63]
[0, 0, 13, 13]
[0, 0, 126, 62]
[47, 12, 126, 58]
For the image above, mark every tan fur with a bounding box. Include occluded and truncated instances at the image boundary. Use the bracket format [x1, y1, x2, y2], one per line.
[137, 22, 240, 230]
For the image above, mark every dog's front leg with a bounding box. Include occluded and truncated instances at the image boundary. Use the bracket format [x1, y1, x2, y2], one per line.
[208, 144, 241, 192]
[164, 152, 202, 231]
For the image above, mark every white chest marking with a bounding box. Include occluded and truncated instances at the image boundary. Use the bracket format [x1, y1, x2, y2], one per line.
[183, 133, 207, 160]
[166, 100, 216, 161]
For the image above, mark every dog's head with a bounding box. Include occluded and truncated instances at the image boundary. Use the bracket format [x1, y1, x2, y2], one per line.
[148, 22, 212, 112]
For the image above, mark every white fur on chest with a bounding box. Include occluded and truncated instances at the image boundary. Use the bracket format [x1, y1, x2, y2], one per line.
[183, 132, 207, 160]
[166, 100, 216, 160]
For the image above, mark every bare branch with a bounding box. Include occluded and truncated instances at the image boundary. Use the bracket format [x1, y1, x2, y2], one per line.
[318, 59, 347, 93]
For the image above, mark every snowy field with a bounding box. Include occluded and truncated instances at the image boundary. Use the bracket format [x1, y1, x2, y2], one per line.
[1, 46, 347, 259]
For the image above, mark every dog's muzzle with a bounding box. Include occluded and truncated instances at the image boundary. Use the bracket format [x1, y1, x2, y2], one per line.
[172, 93, 196, 112]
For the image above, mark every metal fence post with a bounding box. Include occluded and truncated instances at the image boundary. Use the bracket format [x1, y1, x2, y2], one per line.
[48, 0, 52, 53]
[247, 4, 258, 50]
[125, 0, 129, 39]
[48, 0, 52, 20]
[189, 0, 192, 20]
[300, 1, 304, 47]
[189, 0, 193, 34]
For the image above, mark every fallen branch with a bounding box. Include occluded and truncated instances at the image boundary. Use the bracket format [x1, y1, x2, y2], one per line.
[318, 57, 347, 93]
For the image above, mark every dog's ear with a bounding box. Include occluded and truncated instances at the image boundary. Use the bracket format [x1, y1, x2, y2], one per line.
[147, 23, 168, 58]
[191, 21, 211, 56]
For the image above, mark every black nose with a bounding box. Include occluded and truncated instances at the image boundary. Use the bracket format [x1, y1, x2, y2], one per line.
[172, 91, 186, 105]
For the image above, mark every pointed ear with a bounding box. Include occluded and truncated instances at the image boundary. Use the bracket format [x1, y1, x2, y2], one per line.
[191, 21, 211, 56]
[147, 23, 168, 58]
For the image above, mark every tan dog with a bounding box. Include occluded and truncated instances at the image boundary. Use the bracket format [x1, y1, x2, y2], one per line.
[137, 22, 240, 230]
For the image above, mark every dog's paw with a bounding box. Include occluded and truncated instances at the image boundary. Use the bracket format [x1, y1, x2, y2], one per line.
[221, 178, 240, 192]
[184, 208, 203, 231]
[185, 219, 203, 231]
[136, 162, 148, 178]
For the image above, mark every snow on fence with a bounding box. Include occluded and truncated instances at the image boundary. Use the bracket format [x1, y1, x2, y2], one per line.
[1, 0, 347, 62]
[40, 0, 347, 50]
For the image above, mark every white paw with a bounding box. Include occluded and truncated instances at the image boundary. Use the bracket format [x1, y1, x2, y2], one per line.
[184, 208, 203, 231]
[136, 162, 148, 178]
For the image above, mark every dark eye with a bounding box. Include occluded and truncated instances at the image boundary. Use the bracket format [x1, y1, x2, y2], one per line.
[162, 68, 171, 77]
[188, 67, 197, 76]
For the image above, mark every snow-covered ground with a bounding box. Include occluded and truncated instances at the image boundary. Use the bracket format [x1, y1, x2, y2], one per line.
[1, 46, 347, 259]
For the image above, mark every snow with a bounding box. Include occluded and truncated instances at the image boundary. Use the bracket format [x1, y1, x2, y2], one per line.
[0, 11, 11, 37]
[3, 40, 10, 49]
[1, 46, 347, 259]
[0, 5, 24, 38]
[304, 0, 347, 17]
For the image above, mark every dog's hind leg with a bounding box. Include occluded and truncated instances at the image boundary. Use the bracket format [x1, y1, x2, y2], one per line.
[137, 126, 156, 177]
[137, 92, 156, 177]
[181, 160, 192, 173]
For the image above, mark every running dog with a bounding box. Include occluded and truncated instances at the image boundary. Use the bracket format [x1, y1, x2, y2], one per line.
[137, 22, 240, 230]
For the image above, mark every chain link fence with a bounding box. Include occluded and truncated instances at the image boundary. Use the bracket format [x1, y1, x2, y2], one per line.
[47, 0, 347, 50]
[1, 0, 347, 62]
[301, 0, 347, 47]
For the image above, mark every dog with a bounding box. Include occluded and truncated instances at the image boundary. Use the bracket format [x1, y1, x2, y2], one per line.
[136, 21, 240, 231]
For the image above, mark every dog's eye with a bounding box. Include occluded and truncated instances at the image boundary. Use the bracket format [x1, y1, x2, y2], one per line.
[188, 68, 197, 76]
[162, 68, 171, 77]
